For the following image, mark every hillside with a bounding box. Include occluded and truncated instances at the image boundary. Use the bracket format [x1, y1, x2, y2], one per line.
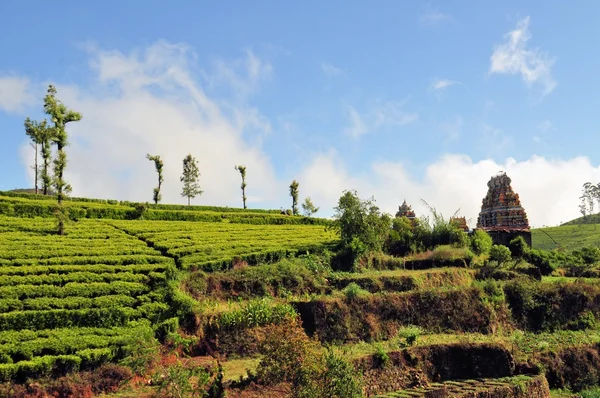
[3, 193, 600, 396]
[562, 213, 600, 226]
[532, 224, 600, 251]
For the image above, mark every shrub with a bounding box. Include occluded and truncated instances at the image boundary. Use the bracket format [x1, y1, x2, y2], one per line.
[119, 327, 160, 376]
[255, 321, 321, 386]
[471, 229, 493, 255]
[152, 361, 211, 398]
[342, 282, 369, 301]
[296, 347, 362, 398]
[525, 249, 556, 276]
[373, 345, 390, 368]
[396, 325, 422, 347]
[333, 190, 391, 253]
[508, 236, 529, 261]
[489, 245, 511, 267]
[574, 246, 600, 265]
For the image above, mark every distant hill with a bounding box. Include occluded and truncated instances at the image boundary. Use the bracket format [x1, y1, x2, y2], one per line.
[561, 213, 600, 226]
[9, 188, 57, 195]
[532, 224, 600, 251]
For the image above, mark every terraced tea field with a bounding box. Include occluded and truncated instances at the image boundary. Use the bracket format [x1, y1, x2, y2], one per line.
[109, 219, 337, 271]
[0, 216, 176, 381]
[0, 213, 337, 384]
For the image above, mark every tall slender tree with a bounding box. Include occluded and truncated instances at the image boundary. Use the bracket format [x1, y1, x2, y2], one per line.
[24, 117, 48, 194]
[43, 85, 82, 235]
[39, 125, 53, 195]
[234, 165, 247, 209]
[301, 197, 319, 217]
[147, 154, 164, 204]
[181, 154, 203, 205]
[289, 180, 299, 215]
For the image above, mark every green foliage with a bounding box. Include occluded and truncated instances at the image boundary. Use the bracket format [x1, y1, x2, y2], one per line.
[333, 190, 391, 256]
[489, 245, 512, 267]
[181, 154, 203, 205]
[147, 154, 164, 204]
[471, 229, 493, 255]
[152, 360, 212, 398]
[508, 236, 529, 260]
[419, 201, 469, 249]
[43, 85, 81, 234]
[119, 326, 161, 375]
[289, 180, 300, 215]
[580, 387, 600, 398]
[24, 117, 51, 195]
[525, 249, 557, 276]
[342, 282, 369, 301]
[235, 165, 247, 209]
[295, 347, 362, 398]
[213, 298, 297, 331]
[386, 216, 417, 256]
[302, 197, 319, 217]
[256, 323, 362, 398]
[373, 344, 390, 368]
[573, 246, 600, 265]
[396, 325, 422, 347]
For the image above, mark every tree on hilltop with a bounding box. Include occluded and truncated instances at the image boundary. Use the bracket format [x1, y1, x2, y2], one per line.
[181, 154, 202, 205]
[43, 84, 82, 235]
[235, 165, 247, 209]
[147, 154, 164, 205]
[301, 197, 319, 217]
[289, 180, 299, 215]
[24, 117, 48, 194]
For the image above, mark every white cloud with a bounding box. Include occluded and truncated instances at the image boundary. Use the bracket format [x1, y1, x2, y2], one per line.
[344, 99, 418, 137]
[489, 17, 557, 96]
[431, 79, 459, 91]
[0, 76, 36, 114]
[20, 41, 280, 208]
[321, 62, 343, 77]
[299, 152, 600, 228]
[419, 8, 452, 26]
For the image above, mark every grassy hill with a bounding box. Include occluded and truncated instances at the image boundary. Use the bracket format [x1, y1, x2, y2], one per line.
[562, 213, 600, 226]
[532, 224, 600, 251]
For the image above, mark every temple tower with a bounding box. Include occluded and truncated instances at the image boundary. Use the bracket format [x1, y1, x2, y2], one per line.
[396, 199, 416, 220]
[476, 172, 532, 247]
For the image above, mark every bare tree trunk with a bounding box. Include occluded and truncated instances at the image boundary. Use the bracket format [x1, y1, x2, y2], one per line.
[31, 143, 38, 195]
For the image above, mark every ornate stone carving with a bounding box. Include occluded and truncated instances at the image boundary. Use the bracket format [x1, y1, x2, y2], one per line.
[396, 199, 416, 219]
[476, 172, 530, 231]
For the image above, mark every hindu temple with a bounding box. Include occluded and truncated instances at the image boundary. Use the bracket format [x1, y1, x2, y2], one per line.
[476, 172, 532, 247]
[396, 200, 416, 220]
[450, 217, 469, 232]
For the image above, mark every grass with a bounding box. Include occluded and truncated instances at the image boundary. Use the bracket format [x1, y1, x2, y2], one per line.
[533, 224, 600, 251]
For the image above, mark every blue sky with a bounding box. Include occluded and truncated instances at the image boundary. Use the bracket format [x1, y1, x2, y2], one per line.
[1, 1, 600, 227]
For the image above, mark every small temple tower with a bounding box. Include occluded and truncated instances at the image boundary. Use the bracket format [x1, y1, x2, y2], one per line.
[476, 171, 531, 247]
[396, 200, 416, 220]
[450, 217, 469, 232]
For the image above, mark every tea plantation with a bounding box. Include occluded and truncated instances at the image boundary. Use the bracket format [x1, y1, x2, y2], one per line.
[2, 193, 600, 397]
